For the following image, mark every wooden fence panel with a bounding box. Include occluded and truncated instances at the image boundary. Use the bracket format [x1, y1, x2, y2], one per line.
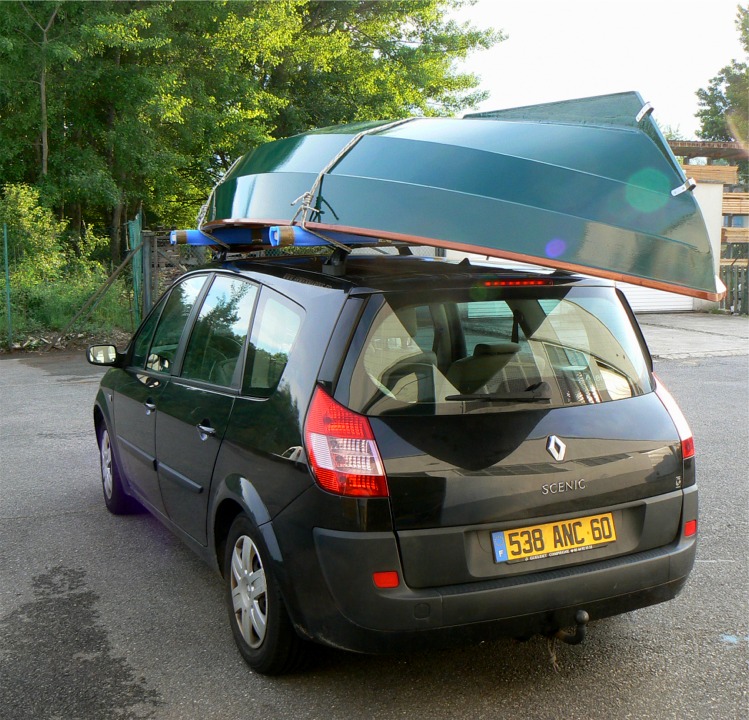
[720, 265, 748, 315]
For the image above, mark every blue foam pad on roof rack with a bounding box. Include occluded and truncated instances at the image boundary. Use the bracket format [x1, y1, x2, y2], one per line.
[170, 227, 269, 246]
[268, 226, 379, 247]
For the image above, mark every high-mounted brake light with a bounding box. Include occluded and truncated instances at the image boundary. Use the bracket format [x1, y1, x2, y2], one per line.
[654, 376, 695, 460]
[483, 279, 553, 287]
[304, 386, 389, 498]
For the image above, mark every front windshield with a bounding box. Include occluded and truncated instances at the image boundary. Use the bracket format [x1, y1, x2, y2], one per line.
[342, 286, 652, 416]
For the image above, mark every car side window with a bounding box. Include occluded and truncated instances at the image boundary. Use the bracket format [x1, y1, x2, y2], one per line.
[146, 275, 208, 374]
[181, 276, 258, 387]
[130, 293, 168, 369]
[244, 290, 303, 397]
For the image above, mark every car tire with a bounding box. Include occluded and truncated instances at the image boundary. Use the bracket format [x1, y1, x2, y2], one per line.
[97, 422, 136, 515]
[224, 515, 306, 675]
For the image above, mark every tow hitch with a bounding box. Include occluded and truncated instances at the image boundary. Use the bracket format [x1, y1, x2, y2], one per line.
[553, 609, 590, 645]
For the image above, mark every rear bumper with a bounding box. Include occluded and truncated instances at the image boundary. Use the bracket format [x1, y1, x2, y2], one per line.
[306, 516, 696, 654]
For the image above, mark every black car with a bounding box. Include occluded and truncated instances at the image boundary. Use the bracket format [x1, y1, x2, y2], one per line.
[88, 252, 697, 674]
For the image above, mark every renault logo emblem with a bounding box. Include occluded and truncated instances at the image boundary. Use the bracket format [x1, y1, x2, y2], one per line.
[547, 435, 566, 462]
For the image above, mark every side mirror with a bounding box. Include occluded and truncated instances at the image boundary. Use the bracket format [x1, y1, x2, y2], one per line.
[87, 344, 121, 367]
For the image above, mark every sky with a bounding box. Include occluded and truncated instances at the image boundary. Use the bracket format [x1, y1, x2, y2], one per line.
[454, 0, 745, 139]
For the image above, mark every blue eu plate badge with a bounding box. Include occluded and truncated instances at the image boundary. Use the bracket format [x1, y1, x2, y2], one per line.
[492, 532, 509, 563]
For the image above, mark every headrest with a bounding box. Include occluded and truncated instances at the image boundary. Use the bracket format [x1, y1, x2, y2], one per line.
[395, 307, 418, 337]
[474, 342, 520, 357]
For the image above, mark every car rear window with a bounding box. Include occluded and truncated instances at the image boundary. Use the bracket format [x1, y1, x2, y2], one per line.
[341, 285, 652, 416]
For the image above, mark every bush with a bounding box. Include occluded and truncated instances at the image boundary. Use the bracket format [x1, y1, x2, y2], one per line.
[1, 275, 135, 341]
[0, 184, 67, 281]
[0, 184, 135, 346]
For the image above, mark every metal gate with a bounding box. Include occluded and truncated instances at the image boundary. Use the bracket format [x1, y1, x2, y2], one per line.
[720, 265, 748, 315]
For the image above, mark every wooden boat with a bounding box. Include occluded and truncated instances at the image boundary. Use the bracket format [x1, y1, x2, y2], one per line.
[187, 92, 722, 300]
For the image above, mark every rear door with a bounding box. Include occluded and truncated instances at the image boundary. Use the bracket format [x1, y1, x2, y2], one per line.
[337, 284, 687, 588]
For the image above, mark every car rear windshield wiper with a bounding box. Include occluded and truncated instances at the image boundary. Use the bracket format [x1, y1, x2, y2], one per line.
[445, 382, 552, 403]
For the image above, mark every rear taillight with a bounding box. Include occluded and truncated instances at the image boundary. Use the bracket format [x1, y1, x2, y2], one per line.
[681, 436, 695, 460]
[304, 386, 388, 498]
[654, 375, 695, 460]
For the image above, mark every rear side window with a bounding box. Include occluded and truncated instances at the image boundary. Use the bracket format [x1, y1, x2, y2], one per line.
[343, 286, 652, 416]
[244, 290, 303, 397]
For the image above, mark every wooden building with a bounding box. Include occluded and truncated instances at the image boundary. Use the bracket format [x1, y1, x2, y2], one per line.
[670, 140, 749, 262]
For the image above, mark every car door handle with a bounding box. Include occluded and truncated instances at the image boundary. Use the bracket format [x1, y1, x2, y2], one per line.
[197, 423, 216, 441]
[144, 400, 157, 415]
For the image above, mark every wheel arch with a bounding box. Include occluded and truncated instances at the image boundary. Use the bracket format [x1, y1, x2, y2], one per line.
[93, 400, 120, 469]
[213, 498, 244, 577]
[93, 403, 105, 437]
[92, 387, 115, 441]
[212, 476, 275, 579]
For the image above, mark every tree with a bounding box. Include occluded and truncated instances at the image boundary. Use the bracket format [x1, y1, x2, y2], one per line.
[267, 1, 501, 138]
[0, 1, 502, 263]
[0, 1, 177, 260]
[139, 0, 501, 222]
[18, 2, 61, 177]
[0, 1, 77, 183]
[696, 5, 748, 145]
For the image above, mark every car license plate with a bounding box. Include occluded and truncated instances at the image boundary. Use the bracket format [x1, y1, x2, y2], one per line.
[492, 512, 616, 563]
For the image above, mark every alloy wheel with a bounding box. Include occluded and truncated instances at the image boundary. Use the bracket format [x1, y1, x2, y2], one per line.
[230, 535, 268, 649]
[100, 429, 113, 500]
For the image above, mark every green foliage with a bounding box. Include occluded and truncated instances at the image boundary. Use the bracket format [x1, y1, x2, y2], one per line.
[660, 125, 686, 141]
[0, 1, 501, 342]
[267, 1, 502, 136]
[0, 183, 132, 343]
[0, 183, 67, 283]
[5, 273, 132, 337]
[0, 1, 500, 237]
[696, 5, 748, 178]
[696, 60, 748, 142]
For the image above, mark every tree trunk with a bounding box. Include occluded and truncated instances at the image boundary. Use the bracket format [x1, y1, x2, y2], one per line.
[110, 199, 124, 265]
[107, 48, 124, 265]
[72, 203, 82, 239]
[20, 2, 58, 178]
[40, 59, 48, 176]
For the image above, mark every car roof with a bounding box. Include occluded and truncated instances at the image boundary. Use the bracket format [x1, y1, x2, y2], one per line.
[212, 252, 610, 295]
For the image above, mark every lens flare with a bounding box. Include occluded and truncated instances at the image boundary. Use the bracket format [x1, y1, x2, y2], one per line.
[545, 238, 566, 258]
[625, 168, 670, 213]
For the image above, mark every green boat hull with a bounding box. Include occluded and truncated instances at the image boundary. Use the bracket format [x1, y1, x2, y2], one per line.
[205, 92, 721, 300]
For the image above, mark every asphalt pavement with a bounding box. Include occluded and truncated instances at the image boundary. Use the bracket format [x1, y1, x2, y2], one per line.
[0, 312, 747, 720]
[636, 311, 749, 360]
